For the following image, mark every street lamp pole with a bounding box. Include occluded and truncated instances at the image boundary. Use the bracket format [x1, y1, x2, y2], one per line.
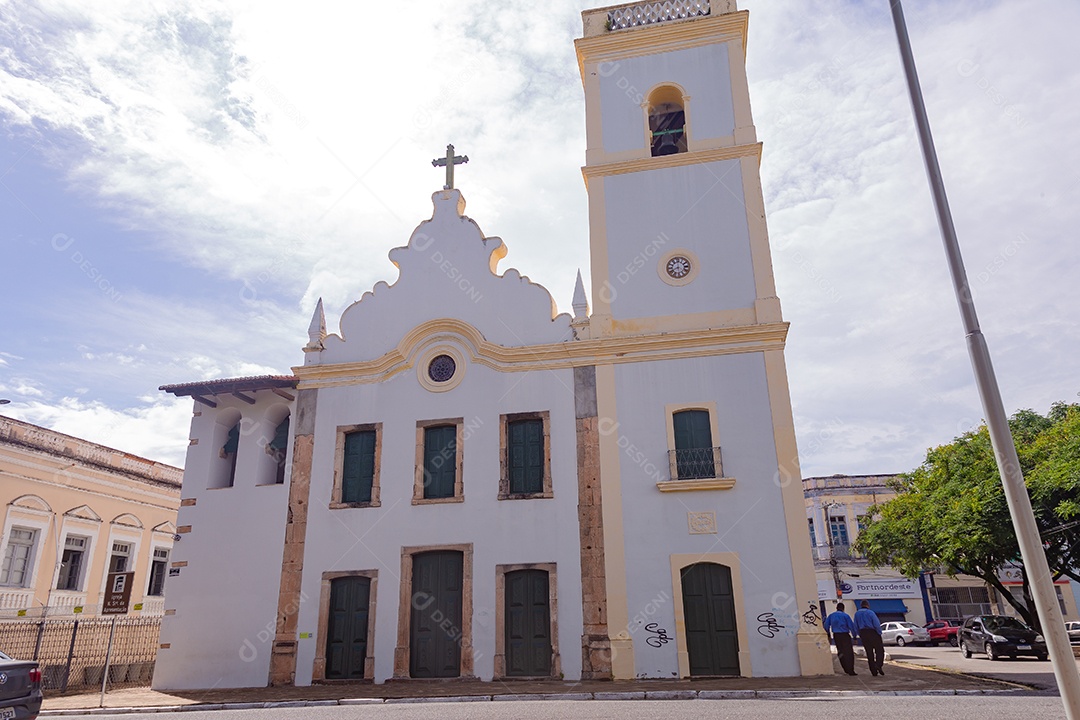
[888, 2, 1080, 715]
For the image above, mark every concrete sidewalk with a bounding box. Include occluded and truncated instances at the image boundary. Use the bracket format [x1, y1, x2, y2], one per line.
[39, 656, 1031, 715]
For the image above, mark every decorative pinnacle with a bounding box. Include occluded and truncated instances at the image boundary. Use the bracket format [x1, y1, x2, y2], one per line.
[305, 298, 326, 351]
[572, 269, 589, 319]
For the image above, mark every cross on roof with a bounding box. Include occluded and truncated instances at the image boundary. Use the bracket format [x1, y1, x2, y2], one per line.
[432, 144, 468, 190]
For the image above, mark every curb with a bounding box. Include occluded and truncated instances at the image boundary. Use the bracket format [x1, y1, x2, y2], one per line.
[39, 686, 1029, 715]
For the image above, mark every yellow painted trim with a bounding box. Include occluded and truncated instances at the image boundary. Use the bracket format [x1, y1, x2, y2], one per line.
[583, 143, 761, 184]
[656, 478, 735, 492]
[587, 177, 612, 327]
[293, 318, 790, 388]
[726, 31, 756, 144]
[594, 363, 634, 678]
[761, 349, 833, 676]
[739, 155, 781, 323]
[669, 553, 751, 678]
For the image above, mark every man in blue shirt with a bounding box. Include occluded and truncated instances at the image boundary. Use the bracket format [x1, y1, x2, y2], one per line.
[854, 600, 885, 676]
[824, 601, 858, 675]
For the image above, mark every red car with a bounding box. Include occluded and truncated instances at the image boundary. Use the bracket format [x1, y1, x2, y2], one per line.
[924, 619, 962, 646]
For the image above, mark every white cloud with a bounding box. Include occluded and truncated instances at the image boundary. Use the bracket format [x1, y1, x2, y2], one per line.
[6, 395, 192, 468]
[1, 0, 1077, 478]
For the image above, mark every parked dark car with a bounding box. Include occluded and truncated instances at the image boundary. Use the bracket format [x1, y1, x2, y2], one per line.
[959, 615, 1048, 661]
[924, 619, 961, 646]
[0, 649, 42, 720]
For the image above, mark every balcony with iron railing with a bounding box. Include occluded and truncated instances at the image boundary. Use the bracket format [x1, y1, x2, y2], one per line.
[659, 447, 735, 491]
[811, 543, 867, 564]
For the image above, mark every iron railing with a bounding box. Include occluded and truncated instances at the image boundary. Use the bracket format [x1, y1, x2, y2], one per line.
[667, 446, 722, 481]
[0, 616, 161, 692]
[608, 1, 711, 31]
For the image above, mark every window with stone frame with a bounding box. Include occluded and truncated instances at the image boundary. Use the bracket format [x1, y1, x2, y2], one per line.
[499, 411, 553, 499]
[331, 423, 382, 508]
[414, 418, 464, 504]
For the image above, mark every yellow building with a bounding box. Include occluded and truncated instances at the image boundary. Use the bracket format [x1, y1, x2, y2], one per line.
[804, 474, 1079, 626]
[0, 415, 182, 618]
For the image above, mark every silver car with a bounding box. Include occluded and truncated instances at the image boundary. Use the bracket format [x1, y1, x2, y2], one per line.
[1066, 621, 1080, 644]
[881, 621, 932, 646]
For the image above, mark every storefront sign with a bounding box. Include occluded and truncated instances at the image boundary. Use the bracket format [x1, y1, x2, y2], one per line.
[818, 578, 920, 600]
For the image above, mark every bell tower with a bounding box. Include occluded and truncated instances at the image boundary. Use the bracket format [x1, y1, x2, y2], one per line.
[576, 0, 781, 338]
[575, 1, 833, 680]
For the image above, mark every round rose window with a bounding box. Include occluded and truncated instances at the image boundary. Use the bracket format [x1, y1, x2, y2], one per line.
[427, 354, 457, 383]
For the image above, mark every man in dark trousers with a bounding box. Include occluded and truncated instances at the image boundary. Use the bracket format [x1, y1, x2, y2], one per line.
[824, 601, 858, 675]
[854, 600, 886, 676]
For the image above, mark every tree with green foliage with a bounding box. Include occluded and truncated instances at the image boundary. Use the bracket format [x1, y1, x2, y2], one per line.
[855, 402, 1080, 631]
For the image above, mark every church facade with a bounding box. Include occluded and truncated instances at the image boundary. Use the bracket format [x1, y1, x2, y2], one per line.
[153, 0, 831, 689]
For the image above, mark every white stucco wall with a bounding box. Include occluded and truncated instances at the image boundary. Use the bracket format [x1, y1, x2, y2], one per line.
[599, 44, 735, 155]
[154, 394, 293, 690]
[292, 355, 583, 684]
[603, 160, 756, 321]
[607, 352, 804, 677]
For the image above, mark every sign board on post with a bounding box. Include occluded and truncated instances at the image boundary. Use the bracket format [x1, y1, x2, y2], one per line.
[102, 571, 135, 615]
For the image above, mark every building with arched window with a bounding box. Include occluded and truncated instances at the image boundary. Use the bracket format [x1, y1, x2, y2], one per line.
[154, 1, 832, 689]
[0, 416, 182, 618]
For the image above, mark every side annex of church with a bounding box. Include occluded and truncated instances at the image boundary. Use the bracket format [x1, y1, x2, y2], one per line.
[153, 1, 832, 689]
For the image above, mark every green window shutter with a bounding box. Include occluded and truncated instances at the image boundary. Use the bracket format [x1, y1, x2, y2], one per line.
[423, 425, 457, 499]
[508, 419, 544, 494]
[673, 410, 714, 479]
[342, 430, 376, 503]
[270, 417, 290, 451]
[223, 423, 240, 455]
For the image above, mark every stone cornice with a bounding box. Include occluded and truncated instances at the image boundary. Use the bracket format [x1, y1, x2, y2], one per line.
[293, 318, 789, 389]
[582, 143, 761, 183]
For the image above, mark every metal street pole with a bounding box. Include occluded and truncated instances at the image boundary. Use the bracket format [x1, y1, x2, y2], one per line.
[823, 503, 844, 601]
[888, 2, 1080, 716]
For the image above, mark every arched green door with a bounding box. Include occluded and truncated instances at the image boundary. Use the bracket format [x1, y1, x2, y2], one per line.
[681, 563, 740, 676]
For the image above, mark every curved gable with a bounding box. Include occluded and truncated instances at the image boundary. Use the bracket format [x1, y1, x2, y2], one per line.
[111, 513, 144, 529]
[10, 494, 51, 513]
[320, 190, 572, 365]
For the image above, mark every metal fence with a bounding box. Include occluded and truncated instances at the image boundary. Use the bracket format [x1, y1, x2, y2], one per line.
[0, 616, 161, 693]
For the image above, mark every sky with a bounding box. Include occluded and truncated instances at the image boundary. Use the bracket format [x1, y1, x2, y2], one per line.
[1, 0, 1077, 477]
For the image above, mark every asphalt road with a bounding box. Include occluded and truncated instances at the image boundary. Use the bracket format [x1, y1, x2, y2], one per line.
[52, 696, 1068, 720]
[884, 642, 1074, 690]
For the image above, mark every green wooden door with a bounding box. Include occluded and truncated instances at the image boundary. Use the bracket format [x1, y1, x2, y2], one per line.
[681, 563, 740, 676]
[505, 569, 551, 676]
[673, 410, 714, 479]
[410, 551, 464, 678]
[325, 576, 371, 679]
[423, 426, 457, 499]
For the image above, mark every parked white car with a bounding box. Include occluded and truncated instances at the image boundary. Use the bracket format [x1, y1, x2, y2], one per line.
[1066, 621, 1080, 644]
[881, 621, 932, 646]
